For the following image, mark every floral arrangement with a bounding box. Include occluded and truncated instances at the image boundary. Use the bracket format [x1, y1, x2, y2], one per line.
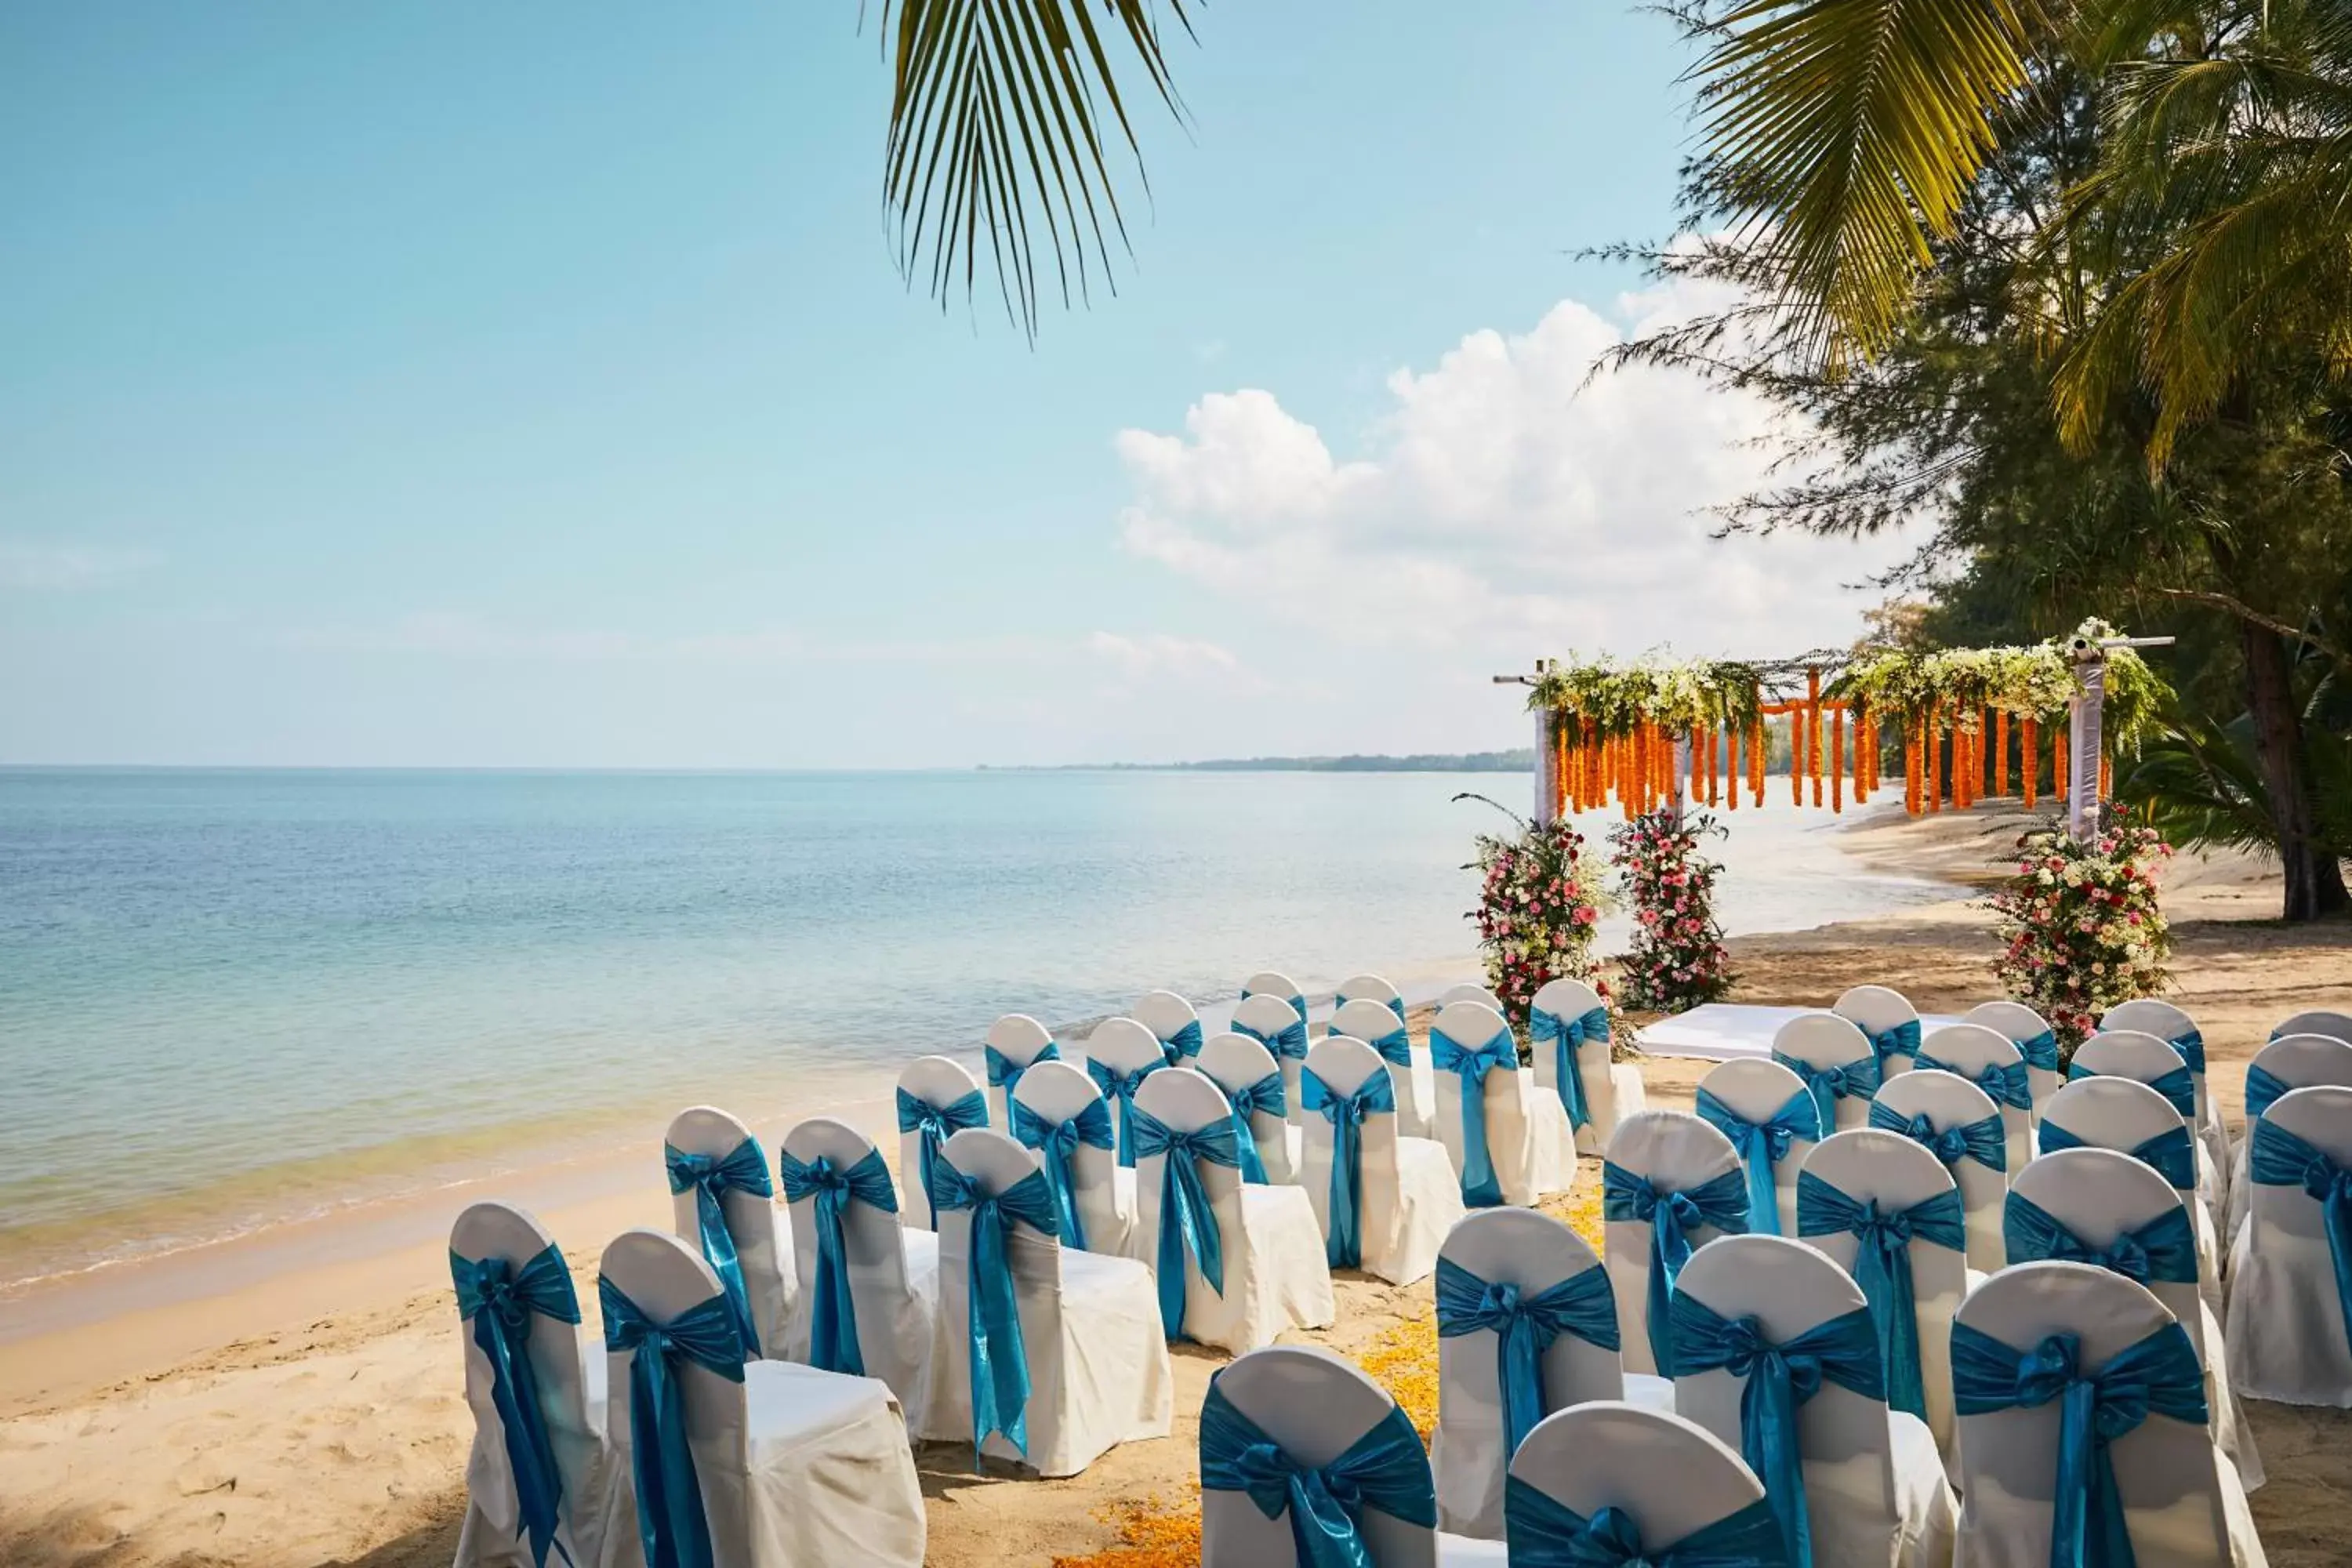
[1526, 653, 1766, 734]
[1987, 818, 2174, 1054]
[1460, 797, 1606, 1033]
[1836, 618, 2171, 743]
[1609, 809, 1736, 1012]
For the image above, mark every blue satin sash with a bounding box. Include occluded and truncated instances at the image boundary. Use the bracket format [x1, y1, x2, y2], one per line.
[1434, 1256, 1617, 1460]
[1867, 1099, 2008, 1173]
[1667, 1294, 1883, 1568]
[2002, 1192, 2198, 1287]
[663, 1137, 774, 1357]
[1432, 1022, 1519, 1207]
[2166, 1028, 2208, 1077]
[1772, 1051, 1880, 1138]
[1530, 1004, 1610, 1133]
[1862, 1018, 1922, 1075]
[2245, 1064, 2294, 1124]
[2016, 1028, 2062, 1074]
[1236, 1011, 1311, 1063]
[1225, 1069, 1288, 1185]
[1795, 1172, 1964, 1418]
[452, 1245, 579, 1568]
[2038, 1120, 2197, 1192]
[1199, 1377, 1436, 1568]
[1085, 1056, 1163, 1168]
[1503, 1479, 1791, 1567]
[985, 1039, 1060, 1104]
[1951, 1322, 2207, 1568]
[1914, 1050, 2032, 1112]
[2250, 1116, 2352, 1345]
[895, 1086, 989, 1227]
[1301, 1065, 1395, 1270]
[1356, 1022, 1414, 1069]
[1164, 1018, 1205, 1062]
[2069, 1059, 2196, 1122]
[1009, 1095, 1113, 1253]
[1695, 1085, 1820, 1238]
[929, 1156, 1061, 1461]
[1602, 1160, 1751, 1376]
[1128, 1105, 1242, 1339]
[600, 1278, 746, 1568]
[1243, 987, 1311, 1029]
[775, 1145, 898, 1376]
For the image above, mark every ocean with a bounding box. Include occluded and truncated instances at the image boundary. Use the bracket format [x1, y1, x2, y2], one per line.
[0, 767, 1957, 1286]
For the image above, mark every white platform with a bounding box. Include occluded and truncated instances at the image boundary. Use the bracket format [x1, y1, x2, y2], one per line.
[1635, 1004, 1966, 1062]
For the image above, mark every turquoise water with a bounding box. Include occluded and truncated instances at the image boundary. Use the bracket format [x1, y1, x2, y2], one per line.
[0, 768, 1952, 1281]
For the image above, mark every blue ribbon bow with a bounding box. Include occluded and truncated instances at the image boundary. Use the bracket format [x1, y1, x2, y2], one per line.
[1602, 1160, 1751, 1376]
[2165, 1028, 2207, 1077]
[1302, 1065, 1396, 1270]
[1951, 1322, 2207, 1568]
[1504, 1479, 1791, 1567]
[452, 1245, 580, 1568]
[1235, 1012, 1311, 1063]
[1243, 988, 1311, 1029]
[1163, 1018, 1205, 1062]
[1128, 1105, 1243, 1338]
[1695, 1085, 1820, 1238]
[601, 1277, 746, 1568]
[1771, 1051, 1881, 1138]
[1009, 1095, 1113, 1253]
[2015, 1028, 2062, 1074]
[1914, 1050, 2032, 1112]
[929, 1155, 1061, 1461]
[1795, 1171, 1964, 1418]
[1867, 1099, 2009, 1174]
[1199, 1377, 1436, 1568]
[2250, 1116, 2352, 1348]
[2244, 1063, 2294, 1124]
[1530, 1004, 1610, 1133]
[1434, 1256, 1617, 1461]
[2002, 1192, 2198, 1287]
[776, 1146, 898, 1376]
[1667, 1294, 1883, 1568]
[2038, 1121, 2198, 1192]
[1356, 1022, 1414, 1070]
[1862, 1018, 1922, 1076]
[985, 1040, 1061, 1104]
[895, 1086, 989, 1229]
[662, 1137, 774, 1358]
[1084, 1057, 1163, 1169]
[1225, 1069, 1288, 1185]
[1432, 1023, 1520, 1207]
[2068, 1059, 2197, 1123]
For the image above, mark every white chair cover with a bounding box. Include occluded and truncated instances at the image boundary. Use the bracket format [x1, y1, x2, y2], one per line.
[1299, 1036, 1463, 1286]
[1132, 1067, 1335, 1352]
[2076, 1029, 2225, 1229]
[1198, 1030, 1305, 1185]
[1010, 1058, 1134, 1257]
[2270, 1009, 2352, 1045]
[1530, 976, 1646, 1157]
[1773, 1011, 1884, 1133]
[1914, 1022, 2035, 1167]
[1835, 984, 1922, 1081]
[2224, 1033, 2352, 1243]
[1242, 969, 1307, 1018]
[777, 1117, 939, 1435]
[1674, 1234, 1958, 1568]
[1441, 982, 1505, 1011]
[1432, 1208, 1660, 1540]
[895, 1055, 988, 1234]
[1952, 1261, 2264, 1568]
[2049, 1066, 2226, 1322]
[1134, 987, 1205, 1062]
[1504, 1403, 1775, 1566]
[1203, 1345, 1497, 1567]
[1872, 1069, 2009, 1276]
[452, 1202, 622, 1568]
[2010, 1149, 2263, 1494]
[1235, 990, 1315, 1127]
[597, 1229, 924, 1568]
[1697, 1057, 1821, 1239]
[665, 1107, 795, 1362]
[926, 1129, 1172, 1475]
[1602, 1110, 1748, 1378]
[1796, 1131, 1966, 1457]
[1431, 1000, 1566, 1208]
[982, 1013, 1059, 1129]
[2225, 1084, 2352, 1408]
[1964, 1000, 2063, 1125]
[1085, 1015, 1175, 1189]
[1334, 995, 1439, 1142]
[2103, 998, 2230, 1207]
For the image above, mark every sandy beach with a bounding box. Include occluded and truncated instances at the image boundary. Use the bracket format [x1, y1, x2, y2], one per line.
[4, 808, 2347, 1568]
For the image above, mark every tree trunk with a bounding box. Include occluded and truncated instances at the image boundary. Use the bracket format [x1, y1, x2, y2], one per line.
[2240, 620, 2351, 920]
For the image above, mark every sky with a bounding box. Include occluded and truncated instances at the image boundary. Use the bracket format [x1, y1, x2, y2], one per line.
[1, 3, 1917, 768]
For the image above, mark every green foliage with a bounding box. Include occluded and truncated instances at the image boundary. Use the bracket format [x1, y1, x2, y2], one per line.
[1835, 620, 2172, 742]
[2119, 681, 2352, 864]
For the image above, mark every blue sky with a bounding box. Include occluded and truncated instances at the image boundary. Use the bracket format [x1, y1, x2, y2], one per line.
[2, 4, 1913, 768]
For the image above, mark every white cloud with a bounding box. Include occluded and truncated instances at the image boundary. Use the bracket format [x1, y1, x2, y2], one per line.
[1085, 630, 1253, 684]
[274, 613, 1060, 666]
[1114, 285, 1911, 661]
[0, 541, 161, 590]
